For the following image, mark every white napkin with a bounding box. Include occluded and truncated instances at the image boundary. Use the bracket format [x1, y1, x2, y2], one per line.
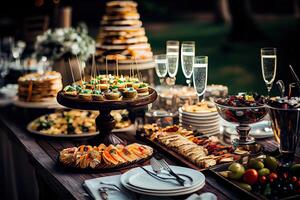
[83, 175, 173, 200]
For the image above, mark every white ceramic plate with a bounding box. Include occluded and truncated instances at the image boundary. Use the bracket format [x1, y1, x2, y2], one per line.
[14, 98, 65, 109]
[179, 117, 220, 125]
[121, 165, 205, 196]
[179, 113, 220, 121]
[179, 108, 218, 117]
[180, 120, 220, 128]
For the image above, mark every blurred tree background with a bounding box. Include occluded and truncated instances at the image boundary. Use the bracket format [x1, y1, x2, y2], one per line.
[0, 0, 299, 95]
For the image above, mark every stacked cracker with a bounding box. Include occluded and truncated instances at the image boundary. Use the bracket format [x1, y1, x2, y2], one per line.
[18, 71, 63, 102]
[96, 0, 153, 62]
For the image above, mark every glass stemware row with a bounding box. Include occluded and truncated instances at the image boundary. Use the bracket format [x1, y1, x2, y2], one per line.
[154, 40, 208, 101]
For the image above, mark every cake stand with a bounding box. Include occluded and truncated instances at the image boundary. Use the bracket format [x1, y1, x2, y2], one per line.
[57, 88, 157, 145]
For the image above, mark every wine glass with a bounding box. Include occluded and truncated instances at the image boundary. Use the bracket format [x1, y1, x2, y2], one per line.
[181, 41, 195, 87]
[166, 40, 179, 86]
[193, 56, 208, 101]
[12, 41, 26, 63]
[261, 47, 277, 96]
[154, 54, 168, 84]
[0, 53, 10, 87]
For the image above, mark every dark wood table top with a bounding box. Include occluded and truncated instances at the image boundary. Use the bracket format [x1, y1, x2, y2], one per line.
[0, 106, 278, 200]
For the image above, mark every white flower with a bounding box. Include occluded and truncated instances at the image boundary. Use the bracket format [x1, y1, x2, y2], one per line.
[34, 26, 96, 61]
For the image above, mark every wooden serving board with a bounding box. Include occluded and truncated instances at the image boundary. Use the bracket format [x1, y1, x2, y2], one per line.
[137, 133, 203, 171]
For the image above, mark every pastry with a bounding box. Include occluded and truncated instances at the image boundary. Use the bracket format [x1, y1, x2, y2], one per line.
[92, 90, 104, 101]
[63, 85, 77, 97]
[122, 87, 137, 99]
[104, 91, 121, 100]
[79, 89, 93, 101]
[18, 71, 62, 102]
[136, 83, 149, 96]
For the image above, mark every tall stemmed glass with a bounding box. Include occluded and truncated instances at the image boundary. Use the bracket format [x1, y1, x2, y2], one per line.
[166, 40, 179, 86]
[181, 41, 195, 87]
[261, 47, 277, 96]
[193, 56, 208, 101]
[11, 41, 26, 67]
[154, 54, 168, 84]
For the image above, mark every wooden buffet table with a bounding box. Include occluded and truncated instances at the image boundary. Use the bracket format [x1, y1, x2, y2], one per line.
[0, 106, 278, 200]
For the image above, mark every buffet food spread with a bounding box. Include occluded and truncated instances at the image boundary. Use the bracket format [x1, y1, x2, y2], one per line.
[2, 1, 299, 199]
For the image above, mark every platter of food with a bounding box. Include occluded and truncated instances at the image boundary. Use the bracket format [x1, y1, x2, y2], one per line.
[14, 71, 64, 109]
[58, 143, 153, 170]
[211, 156, 300, 200]
[139, 124, 240, 171]
[14, 98, 64, 109]
[27, 109, 133, 138]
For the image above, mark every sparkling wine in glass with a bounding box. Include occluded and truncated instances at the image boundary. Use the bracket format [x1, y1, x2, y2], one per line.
[261, 47, 277, 96]
[193, 56, 208, 101]
[154, 54, 168, 84]
[166, 41, 179, 84]
[181, 41, 195, 87]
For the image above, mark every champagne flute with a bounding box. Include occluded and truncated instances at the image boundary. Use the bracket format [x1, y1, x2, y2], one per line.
[193, 56, 208, 101]
[166, 40, 179, 85]
[154, 54, 167, 84]
[181, 41, 195, 87]
[261, 47, 277, 96]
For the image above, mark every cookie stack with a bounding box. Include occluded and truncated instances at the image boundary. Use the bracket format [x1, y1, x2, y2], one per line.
[18, 71, 63, 102]
[96, 0, 153, 62]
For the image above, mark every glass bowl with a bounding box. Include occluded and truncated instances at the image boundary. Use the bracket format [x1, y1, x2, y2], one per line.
[214, 100, 267, 146]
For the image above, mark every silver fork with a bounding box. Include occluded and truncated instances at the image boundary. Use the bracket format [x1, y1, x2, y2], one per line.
[159, 159, 186, 186]
[150, 158, 193, 181]
[150, 157, 164, 174]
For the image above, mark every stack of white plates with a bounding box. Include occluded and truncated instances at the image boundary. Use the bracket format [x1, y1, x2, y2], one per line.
[120, 165, 205, 196]
[179, 107, 220, 135]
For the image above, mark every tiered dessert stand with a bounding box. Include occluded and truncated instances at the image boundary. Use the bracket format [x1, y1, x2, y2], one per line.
[57, 88, 157, 145]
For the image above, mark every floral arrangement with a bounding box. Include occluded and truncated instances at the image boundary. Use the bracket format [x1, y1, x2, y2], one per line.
[35, 25, 95, 62]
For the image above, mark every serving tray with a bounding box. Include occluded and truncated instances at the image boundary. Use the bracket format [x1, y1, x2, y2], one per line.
[210, 163, 300, 200]
[57, 155, 152, 173]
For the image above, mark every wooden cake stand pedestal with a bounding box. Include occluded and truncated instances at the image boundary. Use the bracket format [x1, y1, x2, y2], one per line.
[57, 88, 157, 145]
